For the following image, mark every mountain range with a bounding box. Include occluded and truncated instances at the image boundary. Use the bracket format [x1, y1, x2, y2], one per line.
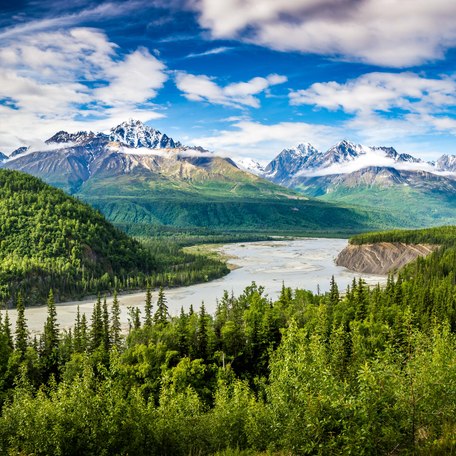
[236, 140, 456, 226]
[1, 120, 383, 235]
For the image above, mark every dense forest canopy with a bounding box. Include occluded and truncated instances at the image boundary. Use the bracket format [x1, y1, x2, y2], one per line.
[0, 226, 454, 454]
[0, 170, 229, 305]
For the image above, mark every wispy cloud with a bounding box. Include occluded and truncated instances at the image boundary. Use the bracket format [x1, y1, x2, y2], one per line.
[186, 46, 232, 58]
[175, 72, 287, 108]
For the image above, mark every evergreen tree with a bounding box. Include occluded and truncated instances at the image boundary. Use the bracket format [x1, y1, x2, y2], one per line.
[102, 295, 110, 352]
[3, 310, 13, 350]
[90, 294, 103, 350]
[80, 313, 88, 352]
[329, 275, 340, 307]
[177, 307, 189, 357]
[74, 306, 82, 353]
[43, 289, 59, 355]
[144, 284, 153, 327]
[111, 290, 121, 348]
[196, 304, 209, 361]
[153, 287, 168, 325]
[15, 292, 28, 358]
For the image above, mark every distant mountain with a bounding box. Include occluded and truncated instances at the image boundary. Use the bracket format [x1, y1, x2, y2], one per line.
[436, 154, 456, 172]
[0, 152, 7, 162]
[10, 146, 29, 158]
[2, 121, 381, 234]
[235, 157, 265, 175]
[246, 140, 456, 227]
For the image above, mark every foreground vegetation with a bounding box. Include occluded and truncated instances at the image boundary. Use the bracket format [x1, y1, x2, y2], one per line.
[0, 227, 455, 454]
[0, 170, 229, 306]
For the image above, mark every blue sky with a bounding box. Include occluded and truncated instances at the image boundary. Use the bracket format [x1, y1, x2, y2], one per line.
[1, 0, 456, 161]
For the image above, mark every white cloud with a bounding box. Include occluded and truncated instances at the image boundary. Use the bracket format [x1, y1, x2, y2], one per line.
[175, 72, 287, 108]
[189, 120, 341, 159]
[189, 0, 456, 67]
[0, 28, 167, 151]
[289, 72, 456, 149]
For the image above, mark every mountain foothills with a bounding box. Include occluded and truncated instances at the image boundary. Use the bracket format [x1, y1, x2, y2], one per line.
[0, 169, 228, 305]
[1, 120, 390, 235]
[238, 140, 456, 227]
[0, 225, 455, 454]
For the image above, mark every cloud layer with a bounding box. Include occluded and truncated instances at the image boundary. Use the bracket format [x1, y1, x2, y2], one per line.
[190, 0, 456, 67]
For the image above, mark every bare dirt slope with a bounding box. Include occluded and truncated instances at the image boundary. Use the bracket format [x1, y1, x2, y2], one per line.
[336, 242, 438, 274]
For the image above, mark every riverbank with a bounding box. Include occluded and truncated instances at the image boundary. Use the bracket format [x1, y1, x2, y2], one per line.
[2, 238, 388, 334]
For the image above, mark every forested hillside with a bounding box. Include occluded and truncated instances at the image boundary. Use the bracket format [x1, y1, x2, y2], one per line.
[0, 227, 455, 454]
[0, 170, 228, 305]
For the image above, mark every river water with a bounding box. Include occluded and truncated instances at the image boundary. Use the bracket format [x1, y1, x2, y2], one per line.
[4, 238, 387, 334]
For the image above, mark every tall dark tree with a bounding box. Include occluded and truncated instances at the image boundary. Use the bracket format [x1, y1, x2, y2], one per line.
[73, 306, 82, 353]
[196, 304, 209, 361]
[102, 295, 110, 352]
[111, 290, 121, 348]
[43, 289, 60, 375]
[144, 284, 153, 327]
[43, 289, 59, 355]
[90, 294, 103, 350]
[3, 310, 13, 350]
[153, 287, 168, 325]
[15, 292, 28, 358]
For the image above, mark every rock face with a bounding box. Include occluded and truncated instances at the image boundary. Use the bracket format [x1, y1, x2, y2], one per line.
[336, 242, 438, 274]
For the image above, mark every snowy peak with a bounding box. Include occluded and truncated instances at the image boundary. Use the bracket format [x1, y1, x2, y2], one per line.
[436, 154, 456, 172]
[0, 152, 8, 162]
[321, 140, 363, 167]
[109, 119, 181, 149]
[263, 142, 322, 181]
[235, 157, 265, 175]
[45, 130, 105, 145]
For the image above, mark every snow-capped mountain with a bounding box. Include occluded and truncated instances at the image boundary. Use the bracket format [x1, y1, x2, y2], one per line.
[234, 157, 265, 175]
[263, 143, 322, 184]
[109, 119, 181, 149]
[0, 152, 8, 162]
[436, 154, 456, 172]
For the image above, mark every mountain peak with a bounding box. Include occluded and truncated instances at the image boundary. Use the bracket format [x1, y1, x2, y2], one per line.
[45, 130, 100, 145]
[109, 120, 181, 149]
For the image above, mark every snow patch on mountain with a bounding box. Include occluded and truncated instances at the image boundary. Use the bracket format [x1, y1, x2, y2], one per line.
[234, 157, 266, 175]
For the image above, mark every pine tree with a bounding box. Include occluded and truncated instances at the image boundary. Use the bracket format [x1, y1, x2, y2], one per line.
[102, 295, 110, 352]
[144, 284, 153, 326]
[153, 286, 168, 325]
[43, 289, 60, 376]
[329, 275, 340, 307]
[74, 306, 82, 353]
[177, 307, 189, 357]
[44, 289, 59, 356]
[15, 292, 28, 358]
[111, 289, 121, 348]
[90, 294, 103, 350]
[196, 303, 209, 361]
[80, 313, 88, 352]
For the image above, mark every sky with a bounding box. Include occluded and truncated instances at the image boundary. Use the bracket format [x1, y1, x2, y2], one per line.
[0, 0, 456, 162]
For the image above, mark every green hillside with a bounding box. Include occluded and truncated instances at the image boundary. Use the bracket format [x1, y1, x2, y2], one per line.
[78, 173, 399, 235]
[301, 184, 456, 228]
[0, 170, 228, 305]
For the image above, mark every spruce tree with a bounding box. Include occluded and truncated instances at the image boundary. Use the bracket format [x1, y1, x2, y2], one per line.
[102, 295, 110, 352]
[196, 303, 209, 361]
[80, 313, 88, 352]
[111, 290, 121, 348]
[74, 306, 82, 353]
[15, 292, 28, 358]
[153, 286, 168, 325]
[44, 289, 59, 356]
[144, 284, 153, 327]
[3, 310, 13, 350]
[90, 294, 103, 350]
